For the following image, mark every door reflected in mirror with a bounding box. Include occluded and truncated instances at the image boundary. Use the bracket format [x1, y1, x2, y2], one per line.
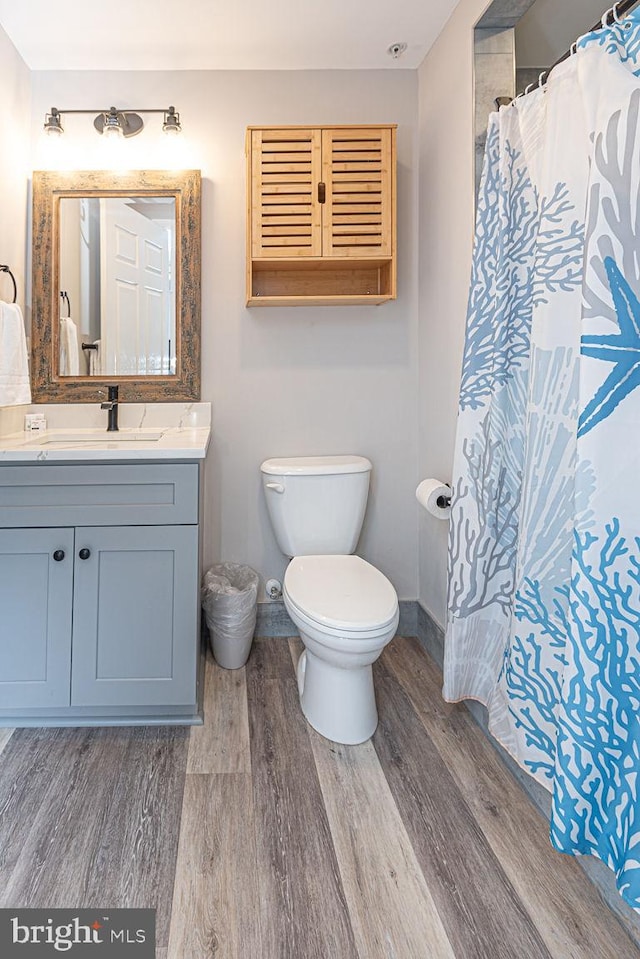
[32, 169, 200, 404]
[58, 196, 177, 377]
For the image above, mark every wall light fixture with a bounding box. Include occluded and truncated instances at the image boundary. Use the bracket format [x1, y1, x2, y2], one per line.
[43, 105, 181, 138]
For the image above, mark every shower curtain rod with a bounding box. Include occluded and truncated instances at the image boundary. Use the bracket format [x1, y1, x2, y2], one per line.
[540, 0, 640, 86]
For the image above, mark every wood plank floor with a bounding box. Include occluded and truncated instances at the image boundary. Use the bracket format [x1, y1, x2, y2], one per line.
[0, 635, 638, 959]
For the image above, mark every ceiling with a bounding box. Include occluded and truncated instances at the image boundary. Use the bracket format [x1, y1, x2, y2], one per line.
[0, 0, 462, 71]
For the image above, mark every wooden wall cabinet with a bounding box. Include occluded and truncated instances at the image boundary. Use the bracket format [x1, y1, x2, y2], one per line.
[246, 125, 397, 306]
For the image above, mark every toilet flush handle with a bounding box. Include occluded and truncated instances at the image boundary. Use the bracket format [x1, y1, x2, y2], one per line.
[265, 482, 285, 494]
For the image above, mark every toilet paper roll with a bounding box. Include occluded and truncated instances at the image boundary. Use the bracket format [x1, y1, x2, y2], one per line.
[416, 478, 451, 520]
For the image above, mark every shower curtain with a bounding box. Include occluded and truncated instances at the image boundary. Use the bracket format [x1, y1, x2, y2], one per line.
[445, 11, 640, 910]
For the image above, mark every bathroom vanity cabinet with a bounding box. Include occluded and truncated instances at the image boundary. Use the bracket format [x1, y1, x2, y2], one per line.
[0, 462, 203, 726]
[246, 124, 397, 306]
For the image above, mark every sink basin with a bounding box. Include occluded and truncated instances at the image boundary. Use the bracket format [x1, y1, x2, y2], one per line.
[24, 431, 164, 447]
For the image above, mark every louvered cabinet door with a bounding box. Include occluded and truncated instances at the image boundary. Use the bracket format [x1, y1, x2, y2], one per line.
[321, 127, 394, 258]
[250, 129, 322, 257]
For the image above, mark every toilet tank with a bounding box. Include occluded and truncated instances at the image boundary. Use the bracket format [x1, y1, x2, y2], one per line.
[260, 455, 372, 557]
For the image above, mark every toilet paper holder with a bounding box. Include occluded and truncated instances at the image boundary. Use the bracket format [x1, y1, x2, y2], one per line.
[416, 479, 452, 519]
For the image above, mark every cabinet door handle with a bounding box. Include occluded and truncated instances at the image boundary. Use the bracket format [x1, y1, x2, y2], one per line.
[78, 548, 91, 560]
[317, 182, 326, 204]
[53, 549, 65, 562]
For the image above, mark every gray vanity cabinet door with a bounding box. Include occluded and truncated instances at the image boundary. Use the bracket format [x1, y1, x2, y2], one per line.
[70, 525, 199, 708]
[0, 527, 73, 708]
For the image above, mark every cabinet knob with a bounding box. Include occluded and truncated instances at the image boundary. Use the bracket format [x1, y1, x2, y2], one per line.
[79, 548, 91, 560]
[52, 549, 65, 562]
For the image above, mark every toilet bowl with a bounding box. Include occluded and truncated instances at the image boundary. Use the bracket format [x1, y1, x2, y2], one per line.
[261, 454, 399, 745]
[283, 554, 399, 744]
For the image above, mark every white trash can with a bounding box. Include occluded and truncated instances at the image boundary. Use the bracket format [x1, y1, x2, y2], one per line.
[201, 563, 259, 669]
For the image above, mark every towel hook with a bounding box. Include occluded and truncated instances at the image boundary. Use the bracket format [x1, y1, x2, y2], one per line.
[0, 265, 17, 304]
[60, 290, 71, 318]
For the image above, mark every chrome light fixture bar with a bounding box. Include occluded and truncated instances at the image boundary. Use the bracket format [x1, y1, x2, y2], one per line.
[43, 105, 181, 138]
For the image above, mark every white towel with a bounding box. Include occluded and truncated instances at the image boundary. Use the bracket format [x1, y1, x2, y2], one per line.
[59, 316, 80, 376]
[89, 339, 102, 376]
[0, 300, 31, 407]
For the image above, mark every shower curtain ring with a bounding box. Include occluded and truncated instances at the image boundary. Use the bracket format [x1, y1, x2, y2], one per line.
[538, 70, 547, 88]
[611, 2, 626, 24]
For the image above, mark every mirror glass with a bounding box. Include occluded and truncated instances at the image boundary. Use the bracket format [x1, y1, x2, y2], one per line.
[58, 196, 176, 377]
[31, 169, 201, 403]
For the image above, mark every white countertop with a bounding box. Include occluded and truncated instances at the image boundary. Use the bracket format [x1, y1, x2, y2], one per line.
[0, 426, 211, 462]
[0, 402, 211, 462]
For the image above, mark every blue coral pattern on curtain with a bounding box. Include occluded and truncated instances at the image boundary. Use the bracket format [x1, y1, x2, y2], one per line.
[444, 11, 640, 911]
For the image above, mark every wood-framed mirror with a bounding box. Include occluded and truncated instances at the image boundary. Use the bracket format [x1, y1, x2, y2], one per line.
[31, 169, 201, 402]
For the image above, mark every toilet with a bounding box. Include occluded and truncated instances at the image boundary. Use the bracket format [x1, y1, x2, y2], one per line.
[260, 455, 399, 744]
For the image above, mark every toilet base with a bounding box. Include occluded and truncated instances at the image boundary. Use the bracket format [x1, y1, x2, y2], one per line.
[296, 648, 378, 745]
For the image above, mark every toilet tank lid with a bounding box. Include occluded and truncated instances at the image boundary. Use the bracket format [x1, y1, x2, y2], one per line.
[261, 455, 372, 476]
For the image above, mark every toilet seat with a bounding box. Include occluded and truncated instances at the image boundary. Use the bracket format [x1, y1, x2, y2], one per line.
[283, 554, 398, 635]
[285, 596, 397, 649]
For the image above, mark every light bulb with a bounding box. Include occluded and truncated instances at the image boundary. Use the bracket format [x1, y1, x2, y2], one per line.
[43, 110, 63, 136]
[162, 107, 181, 136]
[102, 113, 124, 138]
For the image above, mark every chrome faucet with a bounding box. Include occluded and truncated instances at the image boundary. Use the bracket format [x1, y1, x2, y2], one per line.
[100, 385, 119, 431]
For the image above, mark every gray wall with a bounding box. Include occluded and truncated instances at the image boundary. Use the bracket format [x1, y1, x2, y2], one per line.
[30, 69, 420, 601]
[417, 0, 490, 627]
[0, 25, 30, 317]
[516, 0, 611, 67]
